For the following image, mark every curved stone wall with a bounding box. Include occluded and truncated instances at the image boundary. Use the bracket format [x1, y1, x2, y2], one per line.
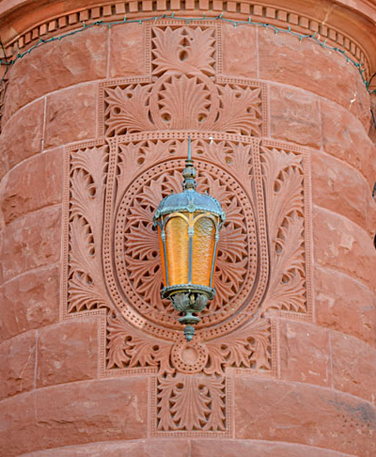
[0, 1, 376, 456]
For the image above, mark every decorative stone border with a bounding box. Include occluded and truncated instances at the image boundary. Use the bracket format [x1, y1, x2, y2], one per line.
[1, 1, 372, 80]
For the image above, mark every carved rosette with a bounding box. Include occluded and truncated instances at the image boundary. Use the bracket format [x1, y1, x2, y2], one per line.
[62, 21, 312, 436]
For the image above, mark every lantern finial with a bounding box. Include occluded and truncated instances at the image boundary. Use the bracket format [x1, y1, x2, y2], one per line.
[182, 136, 197, 190]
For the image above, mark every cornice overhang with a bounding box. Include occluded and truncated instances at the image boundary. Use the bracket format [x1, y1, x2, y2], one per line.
[0, 0, 376, 85]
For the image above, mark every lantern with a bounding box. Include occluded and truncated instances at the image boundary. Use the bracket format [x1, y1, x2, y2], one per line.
[153, 138, 226, 341]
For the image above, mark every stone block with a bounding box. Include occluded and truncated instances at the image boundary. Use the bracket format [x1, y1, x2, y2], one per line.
[0, 392, 37, 457]
[269, 84, 321, 147]
[0, 99, 44, 180]
[321, 99, 376, 190]
[2, 27, 107, 122]
[315, 266, 376, 346]
[311, 150, 376, 234]
[0, 330, 36, 400]
[109, 23, 146, 77]
[259, 28, 362, 120]
[221, 22, 258, 78]
[0, 205, 61, 283]
[35, 378, 148, 450]
[352, 70, 372, 130]
[0, 378, 148, 456]
[0, 265, 59, 343]
[235, 377, 376, 455]
[331, 331, 376, 404]
[37, 318, 99, 387]
[313, 206, 376, 293]
[20, 440, 190, 456]
[0, 148, 63, 225]
[44, 84, 97, 149]
[279, 320, 331, 386]
[191, 439, 354, 456]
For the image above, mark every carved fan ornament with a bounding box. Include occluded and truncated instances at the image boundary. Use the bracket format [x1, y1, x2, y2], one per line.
[62, 21, 312, 436]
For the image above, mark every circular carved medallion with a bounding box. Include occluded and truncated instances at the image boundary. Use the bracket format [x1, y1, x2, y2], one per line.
[171, 339, 209, 373]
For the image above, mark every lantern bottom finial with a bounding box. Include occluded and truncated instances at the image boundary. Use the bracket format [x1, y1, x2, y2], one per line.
[183, 325, 196, 341]
[169, 291, 210, 341]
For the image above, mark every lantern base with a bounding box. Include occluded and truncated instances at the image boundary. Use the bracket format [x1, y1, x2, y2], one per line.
[162, 284, 215, 300]
[167, 289, 213, 341]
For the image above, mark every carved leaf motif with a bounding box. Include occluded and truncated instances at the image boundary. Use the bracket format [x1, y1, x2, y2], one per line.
[67, 146, 110, 314]
[104, 85, 153, 136]
[212, 85, 262, 136]
[68, 272, 108, 312]
[152, 74, 217, 130]
[264, 214, 306, 312]
[157, 374, 226, 431]
[261, 146, 306, 313]
[261, 147, 303, 231]
[205, 317, 271, 375]
[152, 26, 215, 76]
[106, 314, 173, 373]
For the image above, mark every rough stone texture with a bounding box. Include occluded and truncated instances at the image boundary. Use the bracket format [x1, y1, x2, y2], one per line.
[190, 440, 355, 457]
[331, 332, 376, 404]
[0, 391, 37, 457]
[0, 378, 148, 457]
[0, 148, 63, 225]
[18, 440, 354, 457]
[44, 84, 97, 149]
[221, 22, 258, 78]
[0, 99, 44, 180]
[20, 440, 191, 457]
[315, 266, 376, 346]
[37, 318, 99, 387]
[0, 330, 36, 400]
[279, 320, 331, 387]
[321, 98, 376, 189]
[0, 205, 61, 284]
[109, 23, 146, 78]
[313, 205, 376, 293]
[269, 84, 321, 147]
[352, 68, 372, 130]
[0, 264, 59, 343]
[235, 377, 376, 456]
[2, 27, 107, 123]
[259, 27, 365, 125]
[311, 149, 376, 234]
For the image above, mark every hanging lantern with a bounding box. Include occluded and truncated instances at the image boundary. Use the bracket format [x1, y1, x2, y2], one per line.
[153, 138, 226, 341]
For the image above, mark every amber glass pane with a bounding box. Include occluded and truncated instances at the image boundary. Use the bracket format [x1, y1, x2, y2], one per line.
[165, 216, 189, 286]
[157, 227, 167, 286]
[192, 216, 215, 286]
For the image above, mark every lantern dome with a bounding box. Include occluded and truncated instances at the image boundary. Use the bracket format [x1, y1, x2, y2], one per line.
[154, 188, 226, 222]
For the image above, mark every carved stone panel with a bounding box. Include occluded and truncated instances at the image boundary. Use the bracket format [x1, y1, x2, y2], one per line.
[62, 21, 312, 437]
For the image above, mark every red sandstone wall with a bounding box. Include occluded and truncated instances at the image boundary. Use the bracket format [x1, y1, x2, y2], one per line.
[1, 2, 376, 456]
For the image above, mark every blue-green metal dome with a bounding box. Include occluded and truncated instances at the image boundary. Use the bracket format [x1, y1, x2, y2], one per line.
[154, 188, 226, 222]
[153, 137, 225, 223]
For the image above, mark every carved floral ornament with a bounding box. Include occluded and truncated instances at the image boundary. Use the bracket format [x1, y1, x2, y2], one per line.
[62, 22, 313, 435]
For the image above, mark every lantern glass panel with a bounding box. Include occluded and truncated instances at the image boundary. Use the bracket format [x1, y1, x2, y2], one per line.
[165, 216, 189, 286]
[192, 216, 216, 287]
[157, 226, 167, 286]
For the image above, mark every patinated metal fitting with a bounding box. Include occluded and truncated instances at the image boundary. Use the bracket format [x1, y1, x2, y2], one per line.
[182, 136, 197, 190]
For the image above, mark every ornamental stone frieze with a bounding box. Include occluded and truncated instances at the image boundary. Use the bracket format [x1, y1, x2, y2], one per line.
[61, 21, 313, 436]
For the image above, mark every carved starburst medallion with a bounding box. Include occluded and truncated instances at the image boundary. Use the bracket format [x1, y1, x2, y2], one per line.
[105, 136, 268, 341]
